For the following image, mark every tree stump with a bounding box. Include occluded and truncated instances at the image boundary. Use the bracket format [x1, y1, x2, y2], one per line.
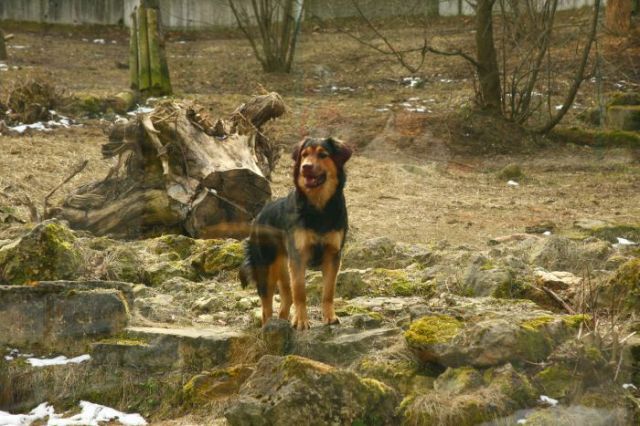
[48, 93, 285, 239]
[130, 0, 172, 96]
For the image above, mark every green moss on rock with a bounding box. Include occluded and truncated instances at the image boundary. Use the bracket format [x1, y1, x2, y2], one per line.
[434, 366, 482, 394]
[0, 220, 82, 284]
[534, 365, 574, 399]
[196, 240, 244, 275]
[405, 315, 463, 348]
[183, 365, 254, 406]
[562, 314, 591, 329]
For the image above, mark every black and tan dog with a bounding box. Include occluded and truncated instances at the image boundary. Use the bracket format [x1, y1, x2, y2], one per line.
[239, 137, 352, 330]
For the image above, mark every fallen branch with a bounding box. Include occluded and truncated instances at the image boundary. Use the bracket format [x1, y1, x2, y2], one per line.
[538, 285, 576, 314]
[44, 160, 88, 213]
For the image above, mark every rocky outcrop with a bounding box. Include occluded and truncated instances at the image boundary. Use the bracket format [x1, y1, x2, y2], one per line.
[0, 281, 129, 352]
[0, 220, 83, 284]
[224, 355, 400, 426]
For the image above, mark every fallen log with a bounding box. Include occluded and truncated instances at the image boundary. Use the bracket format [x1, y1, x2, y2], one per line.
[49, 92, 285, 239]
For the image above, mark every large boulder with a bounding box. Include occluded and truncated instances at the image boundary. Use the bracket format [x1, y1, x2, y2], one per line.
[401, 363, 535, 426]
[0, 281, 129, 352]
[0, 220, 83, 284]
[404, 296, 586, 368]
[225, 355, 399, 426]
[342, 237, 435, 269]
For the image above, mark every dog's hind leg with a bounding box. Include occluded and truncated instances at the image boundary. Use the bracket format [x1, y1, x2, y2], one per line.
[276, 257, 292, 320]
[321, 250, 341, 325]
[257, 265, 278, 326]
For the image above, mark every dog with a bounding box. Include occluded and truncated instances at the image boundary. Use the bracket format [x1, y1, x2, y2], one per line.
[239, 137, 352, 330]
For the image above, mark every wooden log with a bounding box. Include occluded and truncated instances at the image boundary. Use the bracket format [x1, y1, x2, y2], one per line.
[146, 7, 163, 94]
[0, 29, 7, 61]
[129, 11, 139, 91]
[136, 6, 151, 92]
[51, 95, 285, 239]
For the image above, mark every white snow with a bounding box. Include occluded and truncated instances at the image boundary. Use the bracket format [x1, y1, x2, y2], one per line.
[543, 231, 552, 236]
[616, 237, 636, 246]
[507, 180, 520, 187]
[26, 354, 91, 367]
[0, 401, 146, 426]
[623, 383, 638, 390]
[127, 105, 154, 116]
[517, 420, 527, 425]
[539, 395, 559, 406]
[92, 39, 106, 44]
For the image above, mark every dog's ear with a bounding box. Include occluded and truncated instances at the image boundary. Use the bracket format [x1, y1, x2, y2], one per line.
[327, 138, 352, 167]
[291, 138, 307, 161]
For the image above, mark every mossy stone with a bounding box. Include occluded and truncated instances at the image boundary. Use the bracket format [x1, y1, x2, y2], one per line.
[183, 365, 254, 406]
[434, 366, 482, 394]
[405, 315, 463, 348]
[534, 365, 574, 399]
[0, 220, 82, 284]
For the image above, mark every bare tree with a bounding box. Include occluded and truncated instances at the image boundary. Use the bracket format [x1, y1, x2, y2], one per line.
[605, 0, 632, 34]
[325, 0, 601, 133]
[228, 0, 305, 73]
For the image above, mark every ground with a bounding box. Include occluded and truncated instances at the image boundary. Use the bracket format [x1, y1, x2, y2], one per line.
[1, 14, 640, 424]
[1, 14, 640, 246]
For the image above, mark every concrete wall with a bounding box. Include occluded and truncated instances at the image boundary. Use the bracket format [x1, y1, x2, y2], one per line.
[0, 0, 602, 29]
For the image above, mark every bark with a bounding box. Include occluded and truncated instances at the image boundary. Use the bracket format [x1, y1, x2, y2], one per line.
[475, 0, 502, 111]
[49, 93, 285, 239]
[0, 29, 7, 61]
[605, 0, 632, 34]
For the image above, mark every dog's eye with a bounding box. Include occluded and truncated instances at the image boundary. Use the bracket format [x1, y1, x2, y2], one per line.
[318, 152, 328, 159]
[301, 152, 309, 158]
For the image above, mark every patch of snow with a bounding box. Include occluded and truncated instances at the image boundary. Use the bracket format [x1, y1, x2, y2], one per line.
[376, 107, 390, 112]
[539, 395, 558, 406]
[555, 104, 563, 110]
[439, 78, 454, 83]
[507, 180, 520, 187]
[92, 39, 106, 45]
[0, 401, 146, 426]
[127, 105, 155, 116]
[543, 231, 552, 236]
[517, 420, 527, 425]
[408, 97, 420, 102]
[402, 76, 423, 88]
[616, 237, 636, 246]
[623, 383, 638, 390]
[26, 354, 91, 367]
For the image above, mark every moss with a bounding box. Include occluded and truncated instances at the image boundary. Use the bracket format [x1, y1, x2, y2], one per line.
[534, 365, 574, 399]
[97, 336, 149, 346]
[103, 245, 141, 283]
[552, 126, 640, 147]
[496, 163, 524, 180]
[371, 268, 434, 297]
[587, 224, 640, 243]
[405, 315, 463, 348]
[182, 365, 253, 406]
[562, 314, 591, 329]
[195, 240, 244, 275]
[0, 220, 82, 284]
[520, 316, 554, 331]
[608, 258, 640, 311]
[357, 355, 423, 393]
[493, 279, 528, 299]
[435, 366, 482, 394]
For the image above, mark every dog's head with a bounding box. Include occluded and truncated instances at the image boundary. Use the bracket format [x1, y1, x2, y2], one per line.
[292, 137, 352, 208]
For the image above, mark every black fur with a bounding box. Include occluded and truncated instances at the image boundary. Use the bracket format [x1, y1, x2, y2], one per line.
[239, 138, 350, 297]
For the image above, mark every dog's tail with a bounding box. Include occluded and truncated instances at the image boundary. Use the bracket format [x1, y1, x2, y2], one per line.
[238, 239, 254, 289]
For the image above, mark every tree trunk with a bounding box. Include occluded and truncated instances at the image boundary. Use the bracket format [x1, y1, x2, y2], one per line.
[605, 0, 631, 34]
[475, 0, 502, 111]
[48, 93, 285, 239]
[0, 29, 7, 61]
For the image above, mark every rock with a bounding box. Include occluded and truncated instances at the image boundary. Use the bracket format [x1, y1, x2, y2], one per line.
[599, 257, 640, 313]
[109, 91, 137, 114]
[516, 405, 629, 425]
[0, 281, 128, 352]
[0, 220, 82, 284]
[225, 355, 399, 426]
[404, 296, 584, 368]
[93, 325, 249, 373]
[534, 270, 582, 290]
[465, 266, 514, 297]
[530, 236, 611, 272]
[262, 318, 294, 355]
[607, 105, 640, 131]
[355, 346, 430, 394]
[342, 237, 434, 269]
[574, 218, 612, 232]
[496, 163, 524, 180]
[183, 365, 254, 406]
[534, 365, 576, 400]
[294, 326, 403, 366]
[525, 221, 556, 234]
[402, 363, 534, 426]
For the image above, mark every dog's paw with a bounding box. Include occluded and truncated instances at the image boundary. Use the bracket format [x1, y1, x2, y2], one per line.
[323, 316, 340, 326]
[291, 312, 310, 331]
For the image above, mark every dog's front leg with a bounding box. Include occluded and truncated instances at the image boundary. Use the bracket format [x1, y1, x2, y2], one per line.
[289, 257, 310, 330]
[321, 249, 341, 325]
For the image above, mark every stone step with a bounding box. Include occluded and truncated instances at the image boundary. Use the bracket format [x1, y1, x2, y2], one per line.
[92, 325, 249, 372]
